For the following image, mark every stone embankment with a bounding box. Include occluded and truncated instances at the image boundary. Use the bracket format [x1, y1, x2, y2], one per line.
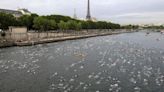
[0, 30, 134, 48]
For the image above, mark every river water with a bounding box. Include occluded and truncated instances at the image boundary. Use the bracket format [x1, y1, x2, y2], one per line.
[0, 31, 164, 92]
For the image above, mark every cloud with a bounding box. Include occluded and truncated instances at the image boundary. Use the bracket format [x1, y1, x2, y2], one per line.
[109, 12, 164, 24]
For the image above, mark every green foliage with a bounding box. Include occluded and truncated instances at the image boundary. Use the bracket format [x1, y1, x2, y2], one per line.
[64, 20, 82, 31]
[33, 17, 57, 31]
[32, 15, 121, 30]
[46, 15, 72, 23]
[109, 23, 120, 29]
[80, 21, 120, 29]
[121, 25, 139, 29]
[143, 25, 164, 29]
[0, 13, 17, 29]
[96, 21, 107, 29]
[18, 15, 33, 30]
[81, 21, 89, 29]
[33, 17, 45, 31]
[76, 22, 82, 31]
[0, 12, 121, 30]
[87, 21, 97, 29]
[67, 20, 77, 30]
[18, 14, 38, 30]
[49, 20, 57, 30]
[58, 21, 68, 30]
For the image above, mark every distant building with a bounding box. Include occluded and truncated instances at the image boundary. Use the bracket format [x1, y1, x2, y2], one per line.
[0, 8, 31, 18]
[0, 8, 22, 18]
[9, 26, 28, 41]
[91, 17, 97, 22]
[9, 26, 27, 33]
[17, 8, 31, 16]
[73, 8, 77, 19]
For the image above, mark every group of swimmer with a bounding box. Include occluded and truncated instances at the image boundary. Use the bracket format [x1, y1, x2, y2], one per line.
[145, 30, 164, 41]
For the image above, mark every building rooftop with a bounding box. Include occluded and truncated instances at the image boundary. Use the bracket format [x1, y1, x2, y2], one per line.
[0, 8, 31, 17]
[0, 8, 22, 15]
[18, 8, 31, 13]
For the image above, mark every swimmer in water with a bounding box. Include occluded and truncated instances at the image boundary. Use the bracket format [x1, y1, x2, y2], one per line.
[156, 38, 160, 41]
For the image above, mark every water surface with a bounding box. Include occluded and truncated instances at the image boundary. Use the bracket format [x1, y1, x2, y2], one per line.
[0, 31, 164, 92]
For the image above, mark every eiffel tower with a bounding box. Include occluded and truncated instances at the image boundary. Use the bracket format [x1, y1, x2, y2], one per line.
[73, 8, 77, 19]
[86, 0, 91, 20]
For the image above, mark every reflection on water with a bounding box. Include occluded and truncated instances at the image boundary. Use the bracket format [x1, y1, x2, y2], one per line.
[0, 31, 164, 92]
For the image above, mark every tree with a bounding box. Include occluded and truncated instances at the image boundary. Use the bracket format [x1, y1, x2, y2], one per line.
[18, 15, 33, 30]
[0, 13, 17, 30]
[81, 21, 89, 29]
[96, 21, 107, 29]
[87, 21, 97, 29]
[121, 25, 138, 29]
[33, 17, 46, 31]
[0, 12, 121, 30]
[33, 17, 56, 31]
[49, 20, 57, 30]
[67, 20, 77, 30]
[58, 21, 68, 31]
[18, 14, 39, 30]
[75, 22, 82, 31]
[46, 15, 72, 23]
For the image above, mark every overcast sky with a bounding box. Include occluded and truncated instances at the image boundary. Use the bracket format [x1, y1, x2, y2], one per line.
[0, 0, 164, 24]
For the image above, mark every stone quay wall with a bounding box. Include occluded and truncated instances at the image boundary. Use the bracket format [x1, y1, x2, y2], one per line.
[0, 29, 132, 47]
